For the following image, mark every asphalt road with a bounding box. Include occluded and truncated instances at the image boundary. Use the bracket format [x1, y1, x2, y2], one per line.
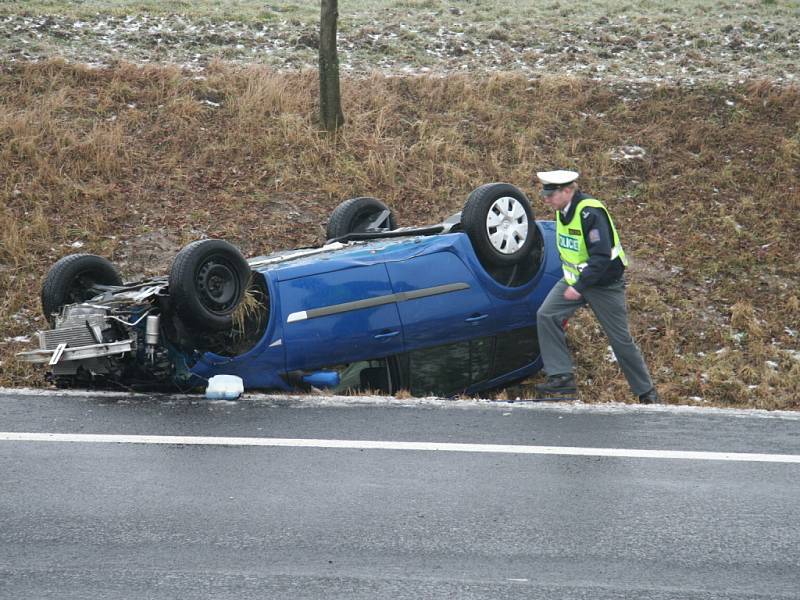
[1, 390, 799, 599]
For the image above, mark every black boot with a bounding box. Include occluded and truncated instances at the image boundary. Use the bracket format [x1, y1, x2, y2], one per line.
[638, 388, 659, 404]
[534, 373, 577, 397]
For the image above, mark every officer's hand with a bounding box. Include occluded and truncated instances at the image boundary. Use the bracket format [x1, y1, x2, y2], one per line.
[564, 286, 582, 301]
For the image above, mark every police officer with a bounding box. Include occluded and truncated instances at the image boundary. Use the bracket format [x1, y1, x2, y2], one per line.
[534, 170, 658, 404]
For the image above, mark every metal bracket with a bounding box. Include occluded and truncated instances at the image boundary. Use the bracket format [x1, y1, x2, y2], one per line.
[49, 343, 67, 366]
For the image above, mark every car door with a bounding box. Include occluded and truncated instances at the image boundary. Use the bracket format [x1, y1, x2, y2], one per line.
[279, 264, 403, 371]
[385, 250, 495, 350]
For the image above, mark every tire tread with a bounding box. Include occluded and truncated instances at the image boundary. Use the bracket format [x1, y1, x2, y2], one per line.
[41, 254, 122, 324]
[326, 197, 397, 240]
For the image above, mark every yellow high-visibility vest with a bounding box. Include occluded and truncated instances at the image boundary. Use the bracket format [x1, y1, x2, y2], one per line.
[556, 198, 628, 285]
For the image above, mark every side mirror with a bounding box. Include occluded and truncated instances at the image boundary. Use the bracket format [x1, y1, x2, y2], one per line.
[302, 371, 341, 389]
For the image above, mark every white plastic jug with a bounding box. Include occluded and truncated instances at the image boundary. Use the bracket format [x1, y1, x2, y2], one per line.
[205, 374, 244, 400]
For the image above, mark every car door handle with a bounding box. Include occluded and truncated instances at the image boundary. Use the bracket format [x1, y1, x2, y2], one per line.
[374, 330, 400, 339]
[465, 314, 489, 323]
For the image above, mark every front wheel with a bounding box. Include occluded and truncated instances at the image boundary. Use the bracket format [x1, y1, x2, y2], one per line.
[462, 183, 536, 267]
[168, 239, 251, 332]
[41, 254, 123, 325]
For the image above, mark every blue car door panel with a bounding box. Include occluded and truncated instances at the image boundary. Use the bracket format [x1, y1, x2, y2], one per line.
[280, 264, 403, 371]
[386, 251, 495, 349]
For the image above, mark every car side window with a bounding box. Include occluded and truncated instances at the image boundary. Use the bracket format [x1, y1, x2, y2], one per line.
[328, 359, 392, 394]
[400, 335, 495, 397]
[313, 358, 402, 395]
[492, 326, 539, 378]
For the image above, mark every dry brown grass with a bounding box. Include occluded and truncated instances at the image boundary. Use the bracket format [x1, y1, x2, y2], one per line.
[230, 277, 259, 336]
[1, 60, 798, 408]
[393, 388, 413, 400]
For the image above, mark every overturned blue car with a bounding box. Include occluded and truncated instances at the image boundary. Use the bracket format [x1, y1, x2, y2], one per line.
[19, 183, 561, 397]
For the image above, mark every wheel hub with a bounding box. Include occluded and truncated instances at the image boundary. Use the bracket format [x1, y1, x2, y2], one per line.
[67, 273, 98, 304]
[486, 196, 529, 254]
[196, 260, 239, 312]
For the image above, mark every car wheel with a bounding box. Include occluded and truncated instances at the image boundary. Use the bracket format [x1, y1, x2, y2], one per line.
[41, 254, 123, 325]
[168, 239, 251, 332]
[462, 182, 536, 267]
[326, 197, 397, 240]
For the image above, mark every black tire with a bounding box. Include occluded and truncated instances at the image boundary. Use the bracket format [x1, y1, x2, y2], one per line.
[41, 254, 123, 325]
[462, 183, 537, 267]
[168, 239, 251, 332]
[326, 197, 397, 240]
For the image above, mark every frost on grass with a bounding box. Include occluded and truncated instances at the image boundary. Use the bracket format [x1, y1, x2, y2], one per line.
[1, 12, 798, 83]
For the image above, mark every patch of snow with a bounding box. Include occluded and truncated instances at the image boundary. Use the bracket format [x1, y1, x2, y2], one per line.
[610, 145, 647, 161]
[606, 345, 618, 363]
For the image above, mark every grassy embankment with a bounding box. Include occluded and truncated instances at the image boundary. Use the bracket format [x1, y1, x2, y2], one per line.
[0, 60, 798, 407]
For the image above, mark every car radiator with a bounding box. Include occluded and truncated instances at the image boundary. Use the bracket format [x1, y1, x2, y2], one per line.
[38, 311, 108, 350]
[39, 325, 99, 350]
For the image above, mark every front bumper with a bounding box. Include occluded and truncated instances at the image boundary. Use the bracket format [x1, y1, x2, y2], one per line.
[17, 339, 134, 365]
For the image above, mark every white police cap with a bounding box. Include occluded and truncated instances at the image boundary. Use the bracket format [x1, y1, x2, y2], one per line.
[536, 169, 579, 190]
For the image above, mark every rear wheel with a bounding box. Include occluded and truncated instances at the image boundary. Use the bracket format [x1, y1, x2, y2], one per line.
[326, 197, 397, 240]
[462, 183, 536, 267]
[168, 239, 251, 332]
[41, 254, 123, 325]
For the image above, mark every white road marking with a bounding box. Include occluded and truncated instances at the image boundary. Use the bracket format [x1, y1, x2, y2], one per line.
[0, 432, 799, 463]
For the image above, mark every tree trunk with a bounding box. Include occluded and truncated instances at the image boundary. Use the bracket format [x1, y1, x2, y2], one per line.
[319, 0, 344, 132]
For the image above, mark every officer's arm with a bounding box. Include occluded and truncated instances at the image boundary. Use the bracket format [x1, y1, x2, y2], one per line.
[572, 208, 613, 294]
